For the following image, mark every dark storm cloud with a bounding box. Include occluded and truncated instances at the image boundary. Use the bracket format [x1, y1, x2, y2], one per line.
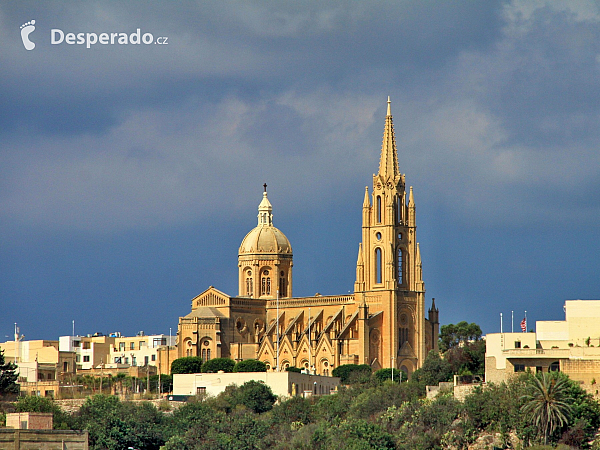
[0, 1, 505, 135]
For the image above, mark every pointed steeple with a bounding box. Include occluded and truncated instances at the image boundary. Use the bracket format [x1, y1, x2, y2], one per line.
[257, 184, 273, 226]
[363, 186, 370, 208]
[408, 186, 415, 227]
[378, 96, 400, 181]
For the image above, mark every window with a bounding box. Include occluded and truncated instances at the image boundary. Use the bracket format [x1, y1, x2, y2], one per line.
[132, 357, 137, 366]
[83, 342, 91, 350]
[280, 271, 286, 297]
[115, 357, 121, 364]
[375, 248, 382, 284]
[376, 195, 382, 223]
[398, 249, 403, 285]
[119, 342, 125, 351]
[63, 361, 68, 372]
[550, 361, 560, 372]
[197, 387, 206, 396]
[139, 341, 146, 349]
[207, 349, 211, 360]
[151, 355, 156, 361]
[514, 341, 521, 349]
[144, 356, 149, 366]
[83, 355, 90, 362]
[202, 349, 206, 361]
[399, 327, 409, 347]
[514, 364, 525, 372]
[130, 342, 135, 350]
[124, 357, 129, 364]
[536, 366, 542, 373]
[73, 341, 81, 347]
[153, 337, 167, 347]
[246, 277, 253, 296]
[261, 271, 271, 295]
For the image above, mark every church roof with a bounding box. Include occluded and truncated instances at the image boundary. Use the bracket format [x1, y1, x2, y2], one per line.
[184, 307, 226, 319]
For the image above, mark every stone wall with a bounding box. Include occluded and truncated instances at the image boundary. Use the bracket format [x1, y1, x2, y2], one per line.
[0, 429, 88, 450]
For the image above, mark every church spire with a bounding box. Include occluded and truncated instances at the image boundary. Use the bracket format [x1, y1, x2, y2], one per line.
[378, 96, 399, 181]
[257, 184, 273, 226]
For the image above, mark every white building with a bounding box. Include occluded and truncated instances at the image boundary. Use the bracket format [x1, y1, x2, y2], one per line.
[173, 371, 340, 399]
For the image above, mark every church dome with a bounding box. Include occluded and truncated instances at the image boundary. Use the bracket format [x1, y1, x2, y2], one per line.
[239, 226, 292, 254]
[239, 189, 292, 255]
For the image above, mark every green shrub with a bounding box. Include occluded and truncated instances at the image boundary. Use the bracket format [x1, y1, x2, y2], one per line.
[374, 368, 406, 383]
[171, 356, 203, 374]
[222, 380, 277, 414]
[285, 366, 302, 373]
[233, 359, 267, 372]
[332, 364, 372, 384]
[201, 358, 235, 373]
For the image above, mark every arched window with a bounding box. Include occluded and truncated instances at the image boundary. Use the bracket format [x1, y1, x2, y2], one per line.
[397, 195, 402, 224]
[399, 327, 409, 347]
[279, 271, 286, 297]
[376, 196, 382, 223]
[201, 349, 206, 360]
[398, 249, 403, 285]
[207, 349, 211, 360]
[261, 270, 271, 295]
[549, 361, 560, 372]
[375, 248, 382, 284]
[246, 277, 253, 296]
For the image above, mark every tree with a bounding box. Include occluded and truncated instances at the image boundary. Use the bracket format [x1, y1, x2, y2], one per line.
[439, 321, 482, 352]
[15, 395, 71, 429]
[223, 380, 277, 414]
[0, 349, 18, 396]
[73, 394, 166, 450]
[411, 350, 453, 386]
[171, 356, 203, 374]
[233, 359, 267, 372]
[521, 372, 573, 445]
[331, 364, 372, 384]
[201, 358, 235, 373]
[444, 339, 486, 376]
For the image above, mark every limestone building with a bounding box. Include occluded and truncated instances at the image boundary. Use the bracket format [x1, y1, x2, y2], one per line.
[486, 300, 600, 397]
[176, 99, 439, 377]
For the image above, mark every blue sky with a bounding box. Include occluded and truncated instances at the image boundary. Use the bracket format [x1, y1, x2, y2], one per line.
[1, 1, 600, 341]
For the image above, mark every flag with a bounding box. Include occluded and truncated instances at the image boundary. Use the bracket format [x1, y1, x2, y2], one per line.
[520, 317, 526, 332]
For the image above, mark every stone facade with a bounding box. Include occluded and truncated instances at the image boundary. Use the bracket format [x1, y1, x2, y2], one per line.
[176, 99, 439, 376]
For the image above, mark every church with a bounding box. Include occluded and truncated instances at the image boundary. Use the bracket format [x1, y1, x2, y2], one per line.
[175, 98, 439, 377]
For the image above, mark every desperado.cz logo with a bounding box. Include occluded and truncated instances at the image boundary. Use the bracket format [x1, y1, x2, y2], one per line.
[52, 28, 168, 48]
[20, 19, 168, 50]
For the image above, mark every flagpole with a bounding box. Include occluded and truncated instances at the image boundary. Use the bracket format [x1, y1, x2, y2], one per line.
[511, 311, 514, 333]
[308, 307, 311, 374]
[276, 289, 280, 372]
[525, 310, 527, 332]
[500, 313, 503, 333]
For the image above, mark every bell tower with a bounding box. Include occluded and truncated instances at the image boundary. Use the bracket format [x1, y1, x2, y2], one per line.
[355, 97, 427, 373]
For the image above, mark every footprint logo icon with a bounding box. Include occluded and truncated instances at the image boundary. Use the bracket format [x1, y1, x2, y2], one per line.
[20, 20, 36, 50]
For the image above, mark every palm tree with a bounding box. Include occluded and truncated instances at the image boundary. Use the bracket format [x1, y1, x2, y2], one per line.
[521, 372, 572, 445]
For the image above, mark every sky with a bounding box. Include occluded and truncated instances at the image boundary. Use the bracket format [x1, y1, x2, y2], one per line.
[1, 1, 600, 341]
